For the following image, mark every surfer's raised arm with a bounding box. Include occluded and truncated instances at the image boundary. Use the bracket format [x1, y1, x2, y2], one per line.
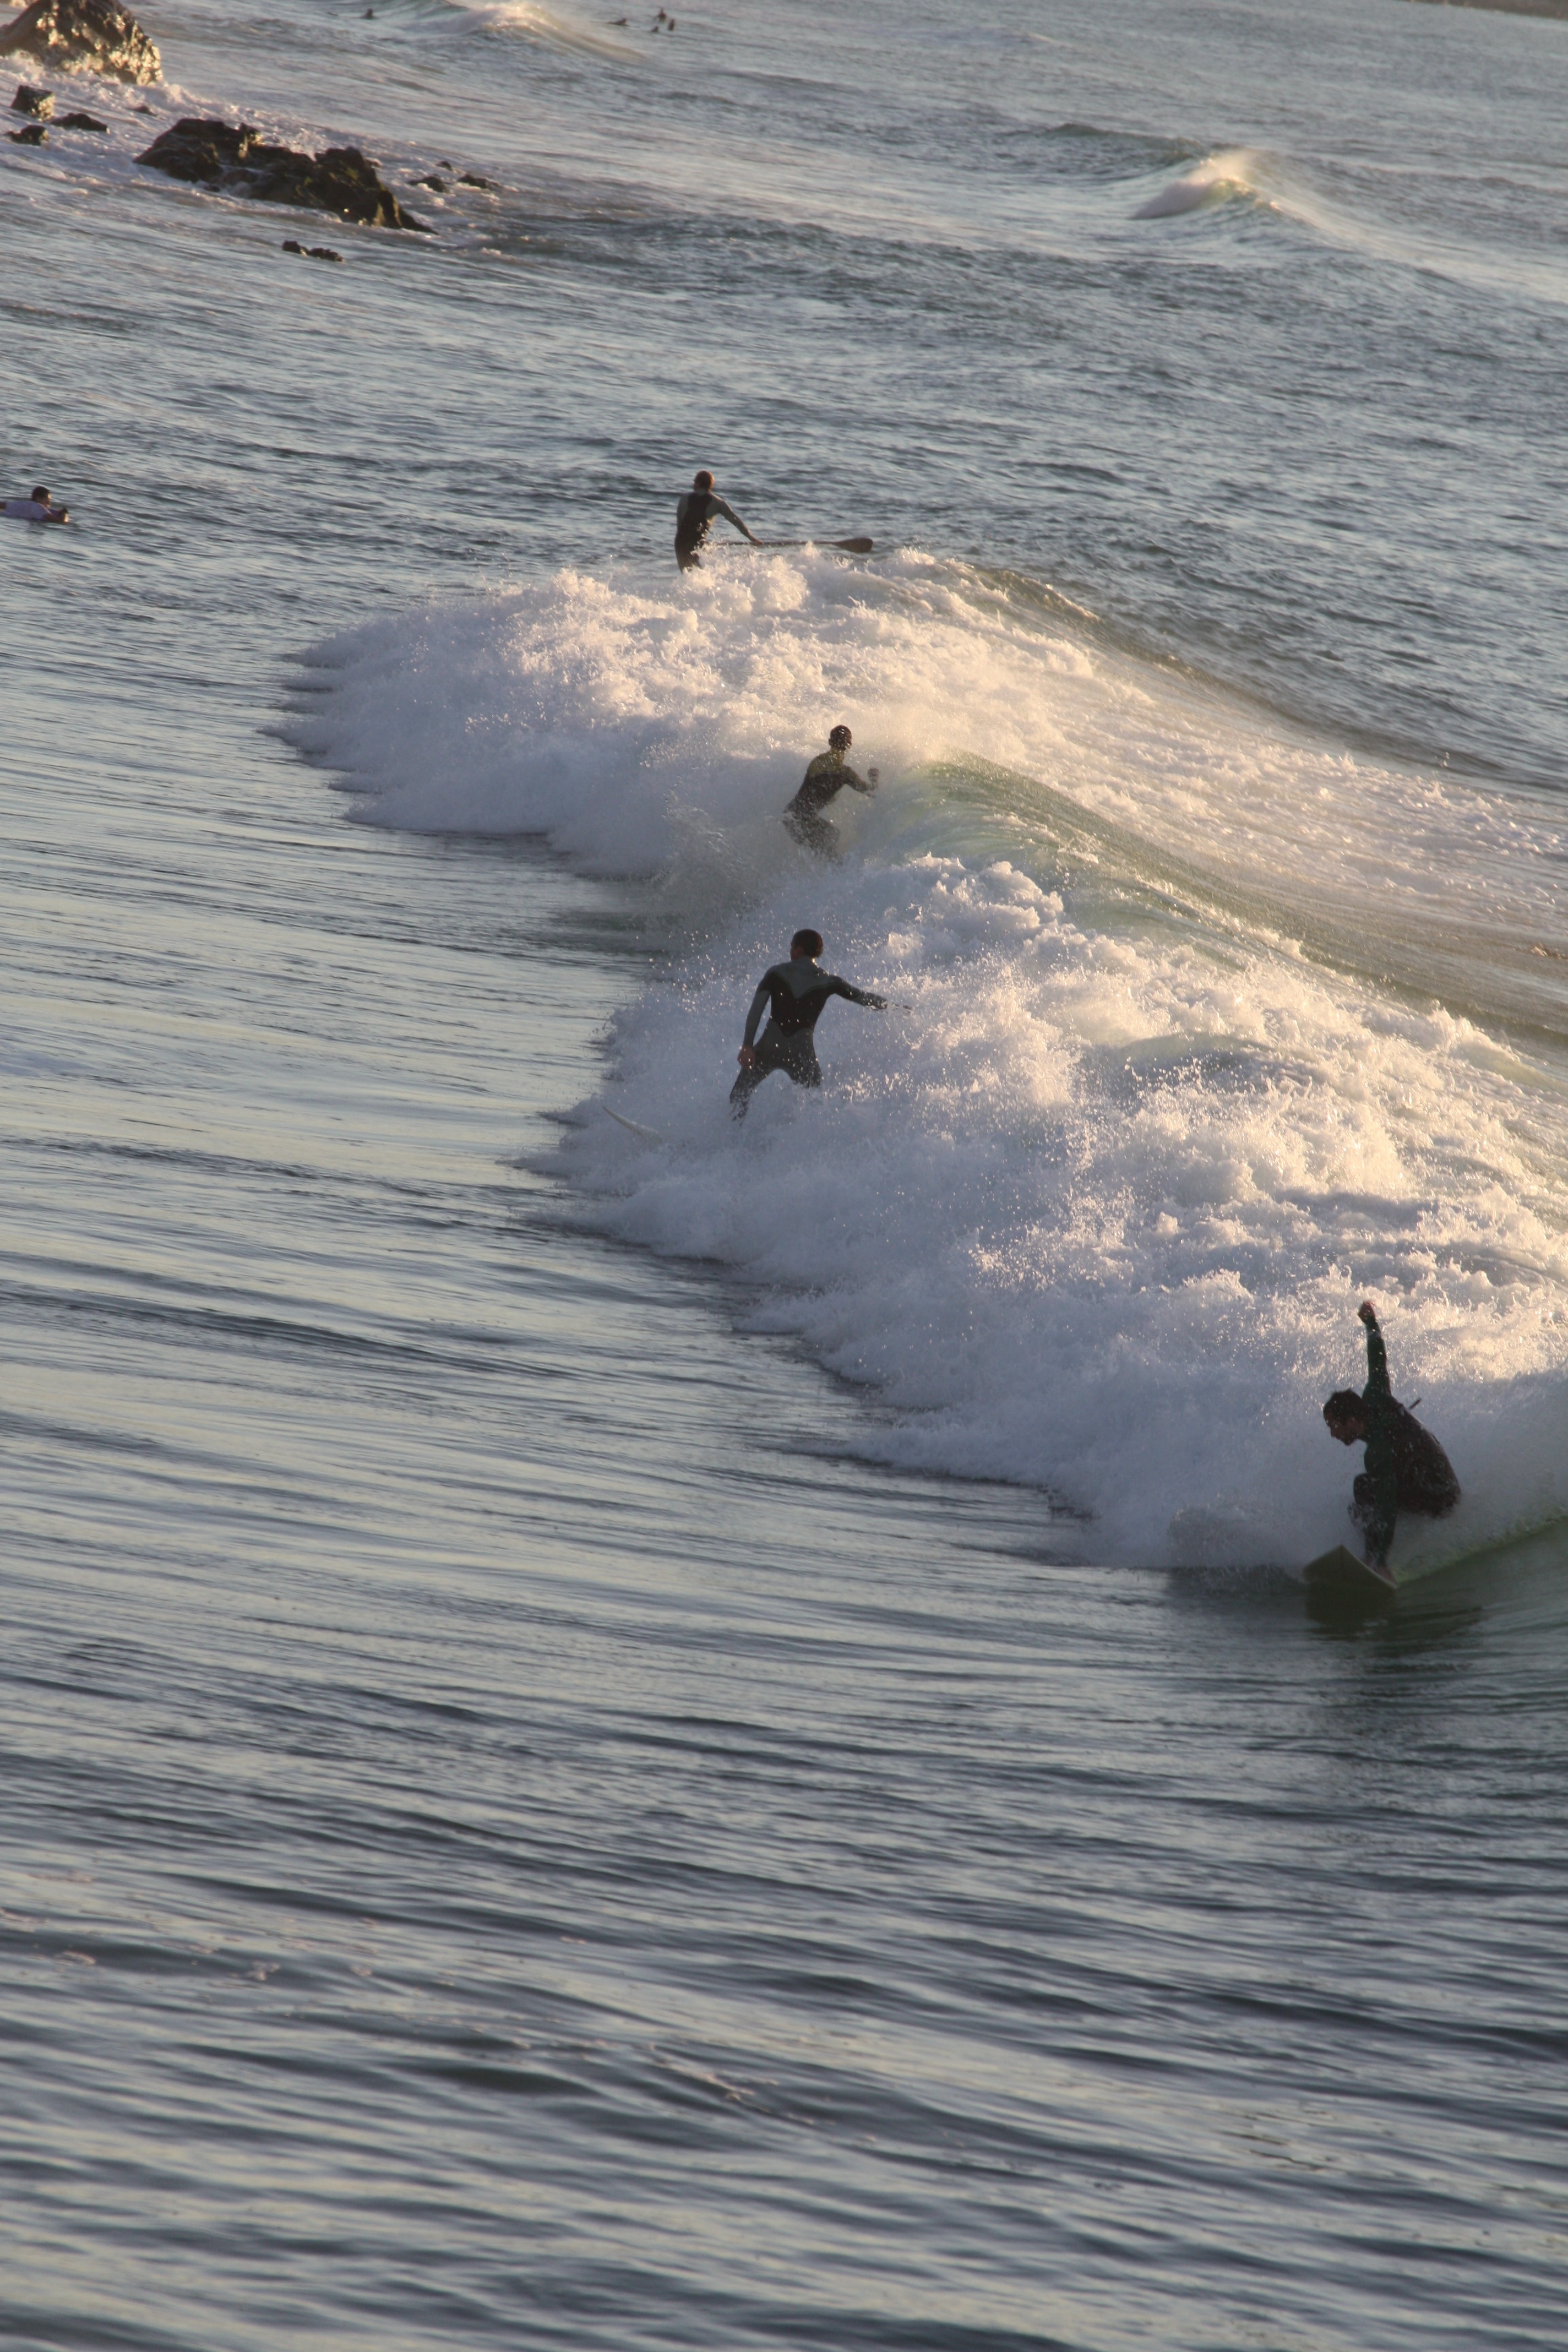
[1324, 1301, 1459, 1574]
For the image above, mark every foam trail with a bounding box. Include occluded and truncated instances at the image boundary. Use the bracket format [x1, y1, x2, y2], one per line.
[289, 559, 1568, 1564]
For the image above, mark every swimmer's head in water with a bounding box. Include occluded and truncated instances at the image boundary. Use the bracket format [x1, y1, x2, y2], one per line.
[790, 928, 824, 960]
[1323, 1390, 1367, 1444]
[32, 487, 49, 503]
[829, 724, 852, 751]
[693, 470, 714, 492]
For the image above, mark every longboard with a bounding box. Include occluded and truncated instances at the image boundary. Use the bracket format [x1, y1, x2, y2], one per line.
[1303, 1543, 1397, 1598]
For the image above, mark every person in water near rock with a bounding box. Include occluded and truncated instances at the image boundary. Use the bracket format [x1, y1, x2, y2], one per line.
[674, 470, 759, 571]
[2, 485, 69, 524]
[1323, 1301, 1460, 1570]
[784, 725, 879, 857]
[730, 927, 887, 1117]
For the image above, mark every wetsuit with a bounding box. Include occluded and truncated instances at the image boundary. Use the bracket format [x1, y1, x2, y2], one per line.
[729, 956, 886, 1115]
[675, 487, 752, 571]
[1349, 1313, 1460, 1566]
[783, 749, 876, 857]
[3, 497, 67, 524]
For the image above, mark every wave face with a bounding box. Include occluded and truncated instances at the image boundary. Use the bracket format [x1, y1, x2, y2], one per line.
[289, 556, 1568, 1564]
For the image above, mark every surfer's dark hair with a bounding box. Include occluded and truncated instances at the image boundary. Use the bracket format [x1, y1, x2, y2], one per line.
[693, 469, 714, 491]
[791, 928, 824, 958]
[32, 486, 48, 501]
[1323, 1390, 1364, 1429]
[829, 723, 852, 748]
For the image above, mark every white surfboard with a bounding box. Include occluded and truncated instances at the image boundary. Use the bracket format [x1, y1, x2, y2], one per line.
[602, 1103, 664, 1145]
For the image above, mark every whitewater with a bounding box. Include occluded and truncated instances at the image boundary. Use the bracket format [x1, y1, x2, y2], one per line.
[289, 551, 1568, 1564]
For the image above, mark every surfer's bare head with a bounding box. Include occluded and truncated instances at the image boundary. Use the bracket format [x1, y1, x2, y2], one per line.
[693, 470, 715, 492]
[790, 928, 824, 960]
[1323, 1391, 1367, 1444]
[829, 724, 852, 751]
[31, 486, 49, 503]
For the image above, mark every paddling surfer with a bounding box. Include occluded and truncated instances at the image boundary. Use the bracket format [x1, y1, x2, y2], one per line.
[784, 725, 878, 858]
[2, 484, 69, 525]
[730, 927, 886, 1117]
[675, 470, 760, 570]
[1323, 1302, 1460, 1570]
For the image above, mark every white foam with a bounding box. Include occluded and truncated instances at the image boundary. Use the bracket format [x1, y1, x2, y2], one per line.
[1134, 148, 1263, 219]
[290, 558, 1568, 1562]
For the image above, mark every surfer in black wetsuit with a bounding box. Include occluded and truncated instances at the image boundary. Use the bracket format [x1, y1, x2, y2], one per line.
[1323, 1302, 1460, 1569]
[784, 725, 879, 857]
[730, 927, 887, 1117]
[675, 470, 760, 570]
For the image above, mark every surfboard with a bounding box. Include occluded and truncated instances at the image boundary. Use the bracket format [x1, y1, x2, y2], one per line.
[602, 1103, 664, 1144]
[1303, 1543, 1397, 1598]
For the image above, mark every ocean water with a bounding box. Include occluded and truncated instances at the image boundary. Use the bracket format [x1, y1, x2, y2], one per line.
[4, 1, 1567, 2345]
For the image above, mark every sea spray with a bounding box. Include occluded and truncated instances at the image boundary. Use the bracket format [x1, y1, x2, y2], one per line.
[287, 557, 1568, 1562]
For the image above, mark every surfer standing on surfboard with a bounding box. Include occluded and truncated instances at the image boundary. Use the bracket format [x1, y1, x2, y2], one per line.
[784, 726, 879, 858]
[674, 470, 761, 570]
[730, 927, 886, 1118]
[1323, 1303, 1460, 1568]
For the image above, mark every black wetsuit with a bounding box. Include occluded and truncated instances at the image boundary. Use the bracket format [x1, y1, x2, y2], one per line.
[675, 488, 751, 571]
[1349, 1315, 1460, 1566]
[783, 750, 876, 856]
[729, 956, 886, 1114]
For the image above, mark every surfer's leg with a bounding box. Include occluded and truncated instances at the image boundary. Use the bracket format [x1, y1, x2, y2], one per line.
[780, 1036, 822, 1088]
[785, 809, 838, 859]
[730, 1027, 792, 1117]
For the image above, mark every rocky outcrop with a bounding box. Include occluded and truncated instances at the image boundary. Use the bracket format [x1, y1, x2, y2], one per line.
[58, 105, 105, 126]
[10, 78, 52, 112]
[282, 238, 344, 263]
[137, 117, 429, 231]
[7, 115, 45, 138]
[0, 0, 161, 85]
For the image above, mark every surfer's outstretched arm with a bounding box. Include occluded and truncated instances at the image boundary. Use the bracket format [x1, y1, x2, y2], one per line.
[711, 493, 759, 545]
[827, 976, 887, 1011]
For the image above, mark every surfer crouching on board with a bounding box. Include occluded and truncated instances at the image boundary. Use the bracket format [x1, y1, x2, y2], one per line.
[675, 470, 760, 570]
[731, 927, 886, 1118]
[1323, 1302, 1460, 1569]
[784, 725, 878, 858]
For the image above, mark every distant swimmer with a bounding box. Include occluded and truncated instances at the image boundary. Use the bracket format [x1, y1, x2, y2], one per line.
[783, 725, 878, 857]
[731, 927, 886, 1118]
[1323, 1301, 1460, 1570]
[675, 470, 759, 571]
[3, 486, 69, 525]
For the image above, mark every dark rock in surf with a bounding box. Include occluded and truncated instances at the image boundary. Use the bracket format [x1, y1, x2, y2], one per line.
[282, 238, 343, 262]
[458, 170, 492, 189]
[0, 0, 161, 85]
[57, 105, 105, 127]
[412, 172, 446, 191]
[8, 117, 46, 139]
[137, 117, 430, 231]
[10, 79, 53, 113]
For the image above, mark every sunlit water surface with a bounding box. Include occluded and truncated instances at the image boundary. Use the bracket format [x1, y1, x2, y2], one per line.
[4, 1, 1567, 2345]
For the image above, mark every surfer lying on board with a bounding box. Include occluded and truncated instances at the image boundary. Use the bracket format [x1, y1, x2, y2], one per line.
[730, 927, 886, 1118]
[784, 726, 879, 858]
[2, 485, 69, 525]
[675, 470, 760, 570]
[1323, 1302, 1460, 1569]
